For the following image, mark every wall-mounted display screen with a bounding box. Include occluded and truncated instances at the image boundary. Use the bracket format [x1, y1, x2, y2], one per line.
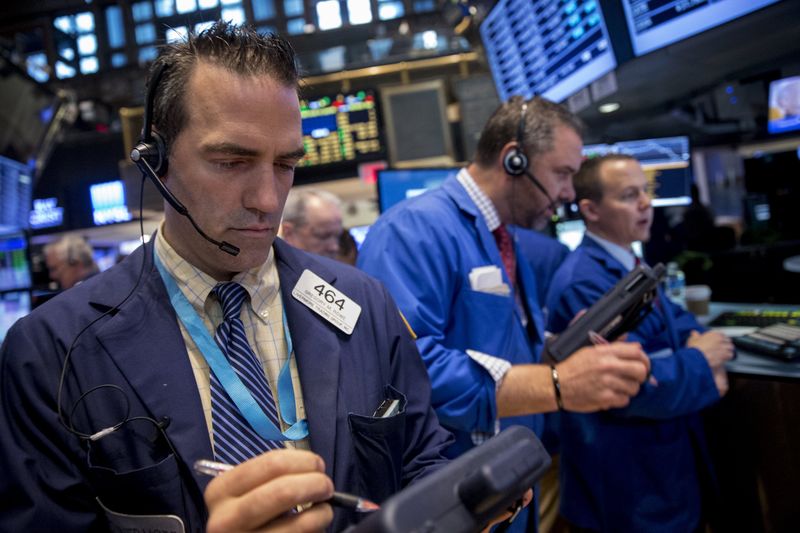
[621, 0, 780, 57]
[90, 180, 132, 226]
[480, 0, 617, 103]
[0, 155, 33, 232]
[377, 167, 460, 213]
[768, 76, 800, 135]
[0, 232, 31, 292]
[583, 136, 692, 207]
[299, 90, 383, 168]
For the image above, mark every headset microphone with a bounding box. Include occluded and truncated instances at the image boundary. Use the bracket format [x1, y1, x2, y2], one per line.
[130, 62, 240, 257]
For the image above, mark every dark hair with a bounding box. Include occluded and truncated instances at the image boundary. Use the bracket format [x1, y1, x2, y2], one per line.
[573, 153, 637, 203]
[473, 95, 584, 168]
[147, 20, 301, 152]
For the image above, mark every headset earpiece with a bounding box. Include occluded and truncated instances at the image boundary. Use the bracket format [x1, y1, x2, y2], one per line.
[133, 130, 169, 178]
[503, 147, 528, 176]
[503, 100, 530, 177]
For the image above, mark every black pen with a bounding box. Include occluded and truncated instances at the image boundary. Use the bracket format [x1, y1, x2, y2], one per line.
[193, 459, 380, 513]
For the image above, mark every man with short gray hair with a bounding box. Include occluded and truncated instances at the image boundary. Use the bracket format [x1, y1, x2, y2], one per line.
[43, 235, 99, 289]
[280, 188, 343, 259]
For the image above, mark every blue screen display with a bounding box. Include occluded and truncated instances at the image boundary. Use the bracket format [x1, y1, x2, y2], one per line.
[480, 0, 617, 102]
[377, 168, 460, 213]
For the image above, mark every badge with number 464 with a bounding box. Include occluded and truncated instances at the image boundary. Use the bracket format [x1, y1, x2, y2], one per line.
[292, 269, 362, 335]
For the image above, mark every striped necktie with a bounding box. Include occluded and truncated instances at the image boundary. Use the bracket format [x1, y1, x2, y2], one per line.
[210, 282, 283, 464]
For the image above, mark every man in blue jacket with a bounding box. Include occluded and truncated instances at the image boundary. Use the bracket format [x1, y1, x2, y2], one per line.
[546, 154, 734, 532]
[358, 97, 651, 530]
[0, 22, 454, 533]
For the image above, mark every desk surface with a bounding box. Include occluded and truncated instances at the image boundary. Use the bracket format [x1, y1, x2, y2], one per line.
[701, 302, 800, 380]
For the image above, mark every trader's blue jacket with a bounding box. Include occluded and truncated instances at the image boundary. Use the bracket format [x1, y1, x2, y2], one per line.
[359, 174, 546, 455]
[546, 235, 721, 532]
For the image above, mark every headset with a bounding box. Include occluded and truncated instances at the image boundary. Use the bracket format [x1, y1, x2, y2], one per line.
[501, 99, 558, 212]
[129, 62, 240, 256]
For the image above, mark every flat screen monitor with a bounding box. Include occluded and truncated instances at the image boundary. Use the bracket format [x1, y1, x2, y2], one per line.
[0, 52, 60, 164]
[480, 0, 617, 103]
[377, 167, 460, 213]
[583, 136, 692, 207]
[767, 76, 800, 135]
[89, 180, 132, 226]
[0, 155, 33, 232]
[0, 232, 32, 292]
[621, 0, 780, 57]
[0, 290, 30, 343]
[298, 90, 384, 168]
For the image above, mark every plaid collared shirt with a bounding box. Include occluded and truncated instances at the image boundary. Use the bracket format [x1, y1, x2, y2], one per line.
[155, 225, 309, 450]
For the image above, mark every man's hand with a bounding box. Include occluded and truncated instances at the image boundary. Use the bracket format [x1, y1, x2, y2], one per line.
[557, 342, 650, 412]
[205, 449, 334, 533]
[480, 488, 534, 533]
[687, 330, 734, 370]
[688, 330, 734, 396]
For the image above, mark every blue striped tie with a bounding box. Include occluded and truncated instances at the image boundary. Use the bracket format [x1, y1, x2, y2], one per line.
[210, 282, 283, 464]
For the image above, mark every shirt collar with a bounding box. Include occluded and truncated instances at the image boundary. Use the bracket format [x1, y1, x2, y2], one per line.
[155, 222, 279, 318]
[585, 230, 637, 272]
[457, 168, 502, 232]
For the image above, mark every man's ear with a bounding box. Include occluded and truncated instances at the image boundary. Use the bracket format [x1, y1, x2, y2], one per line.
[579, 198, 600, 223]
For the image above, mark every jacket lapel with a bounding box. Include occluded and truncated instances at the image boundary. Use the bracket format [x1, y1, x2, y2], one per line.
[89, 244, 214, 492]
[274, 240, 341, 480]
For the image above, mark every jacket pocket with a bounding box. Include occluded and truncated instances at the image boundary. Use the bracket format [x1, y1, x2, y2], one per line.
[347, 385, 407, 503]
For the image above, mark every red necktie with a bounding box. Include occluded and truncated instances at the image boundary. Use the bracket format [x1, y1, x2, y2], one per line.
[493, 224, 516, 287]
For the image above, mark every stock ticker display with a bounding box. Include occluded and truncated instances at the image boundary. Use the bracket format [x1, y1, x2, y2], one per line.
[480, 0, 617, 103]
[299, 91, 382, 168]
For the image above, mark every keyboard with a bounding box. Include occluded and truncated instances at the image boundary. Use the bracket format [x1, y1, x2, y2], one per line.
[708, 310, 800, 328]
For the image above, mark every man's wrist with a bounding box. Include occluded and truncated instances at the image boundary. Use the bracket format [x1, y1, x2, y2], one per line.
[550, 365, 564, 411]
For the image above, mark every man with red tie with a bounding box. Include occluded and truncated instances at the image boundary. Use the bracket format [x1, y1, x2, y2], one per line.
[546, 154, 734, 532]
[358, 97, 651, 531]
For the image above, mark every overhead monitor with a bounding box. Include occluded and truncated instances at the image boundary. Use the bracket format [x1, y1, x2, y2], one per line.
[0, 231, 32, 292]
[298, 90, 384, 168]
[480, 0, 617, 103]
[89, 180, 132, 226]
[621, 0, 780, 57]
[0, 52, 61, 164]
[767, 76, 800, 135]
[583, 136, 692, 207]
[0, 155, 33, 232]
[377, 167, 460, 213]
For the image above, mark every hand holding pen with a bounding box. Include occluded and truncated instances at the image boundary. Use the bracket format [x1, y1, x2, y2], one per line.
[202, 449, 342, 533]
[196, 459, 379, 513]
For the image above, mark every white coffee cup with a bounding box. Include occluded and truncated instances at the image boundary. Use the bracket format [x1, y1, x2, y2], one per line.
[685, 285, 711, 316]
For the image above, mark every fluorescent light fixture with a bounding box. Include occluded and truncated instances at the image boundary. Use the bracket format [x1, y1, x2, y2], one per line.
[598, 102, 620, 113]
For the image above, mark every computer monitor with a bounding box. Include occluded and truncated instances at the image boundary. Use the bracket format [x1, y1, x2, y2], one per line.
[377, 167, 460, 213]
[298, 89, 384, 168]
[348, 225, 371, 250]
[89, 180, 132, 226]
[0, 290, 30, 343]
[621, 0, 780, 57]
[480, 0, 617, 102]
[0, 155, 33, 232]
[583, 136, 693, 207]
[767, 76, 800, 135]
[0, 232, 32, 292]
